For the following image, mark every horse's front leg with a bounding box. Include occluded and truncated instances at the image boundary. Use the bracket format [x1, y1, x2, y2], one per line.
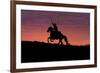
[47, 37, 50, 43]
[58, 40, 60, 44]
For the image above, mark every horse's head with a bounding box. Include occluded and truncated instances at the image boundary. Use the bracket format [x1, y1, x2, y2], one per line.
[47, 26, 53, 33]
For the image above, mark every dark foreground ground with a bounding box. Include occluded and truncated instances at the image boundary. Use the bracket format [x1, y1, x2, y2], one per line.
[21, 41, 90, 63]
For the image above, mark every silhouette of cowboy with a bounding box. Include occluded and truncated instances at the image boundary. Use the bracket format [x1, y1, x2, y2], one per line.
[47, 23, 69, 45]
[52, 23, 58, 32]
[52, 23, 62, 37]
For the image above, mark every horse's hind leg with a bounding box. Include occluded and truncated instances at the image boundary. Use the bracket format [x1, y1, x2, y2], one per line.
[58, 39, 63, 45]
[63, 36, 70, 45]
[61, 40, 63, 45]
[47, 37, 50, 43]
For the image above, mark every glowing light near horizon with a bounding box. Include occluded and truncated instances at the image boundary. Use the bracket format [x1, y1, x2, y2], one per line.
[21, 10, 90, 45]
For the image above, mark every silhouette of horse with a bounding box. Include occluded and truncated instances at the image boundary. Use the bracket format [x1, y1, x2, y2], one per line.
[47, 26, 69, 45]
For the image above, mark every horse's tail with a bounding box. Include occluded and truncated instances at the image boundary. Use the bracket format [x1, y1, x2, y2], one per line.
[63, 35, 70, 45]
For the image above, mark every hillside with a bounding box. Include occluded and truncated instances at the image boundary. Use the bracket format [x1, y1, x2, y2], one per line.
[21, 41, 90, 63]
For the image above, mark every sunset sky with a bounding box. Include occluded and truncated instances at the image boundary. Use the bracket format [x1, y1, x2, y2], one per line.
[21, 10, 90, 45]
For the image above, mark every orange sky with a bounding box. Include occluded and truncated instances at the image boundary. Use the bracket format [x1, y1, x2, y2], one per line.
[21, 10, 90, 45]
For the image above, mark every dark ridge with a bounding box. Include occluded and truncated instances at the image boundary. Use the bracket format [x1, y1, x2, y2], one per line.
[21, 41, 90, 63]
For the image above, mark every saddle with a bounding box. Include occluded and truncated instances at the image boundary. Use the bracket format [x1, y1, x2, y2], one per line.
[51, 31, 61, 39]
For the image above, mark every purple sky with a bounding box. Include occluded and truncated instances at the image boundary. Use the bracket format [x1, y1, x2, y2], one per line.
[21, 10, 90, 45]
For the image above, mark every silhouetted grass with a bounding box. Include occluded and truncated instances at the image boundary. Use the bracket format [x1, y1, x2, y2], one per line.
[21, 41, 90, 63]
